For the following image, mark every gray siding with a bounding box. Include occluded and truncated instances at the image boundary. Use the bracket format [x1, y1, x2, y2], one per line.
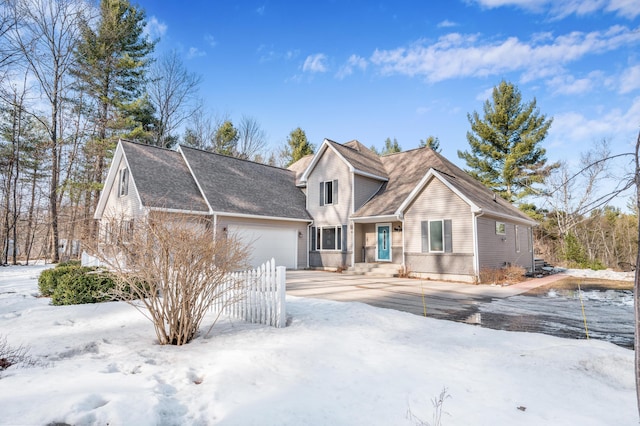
[307, 148, 354, 268]
[404, 178, 473, 253]
[353, 174, 383, 212]
[477, 216, 533, 271]
[405, 253, 475, 281]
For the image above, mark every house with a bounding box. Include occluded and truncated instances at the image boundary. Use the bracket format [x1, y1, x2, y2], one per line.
[295, 139, 536, 282]
[94, 138, 536, 282]
[94, 140, 311, 269]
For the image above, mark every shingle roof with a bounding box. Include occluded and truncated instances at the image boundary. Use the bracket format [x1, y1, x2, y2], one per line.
[352, 146, 534, 223]
[326, 139, 388, 179]
[179, 145, 311, 221]
[121, 141, 209, 212]
[287, 154, 314, 186]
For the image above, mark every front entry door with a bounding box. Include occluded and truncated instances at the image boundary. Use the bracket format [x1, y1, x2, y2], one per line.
[376, 223, 391, 261]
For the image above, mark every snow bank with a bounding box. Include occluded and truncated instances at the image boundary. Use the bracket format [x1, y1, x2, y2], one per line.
[0, 265, 636, 425]
[557, 267, 635, 282]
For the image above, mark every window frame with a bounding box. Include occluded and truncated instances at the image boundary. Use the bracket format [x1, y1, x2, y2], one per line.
[495, 221, 506, 235]
[429, 219, 445, 253]
[118, 168, 129, 197]
[311, 225, 345, 251]
[421, 219, 452, 254]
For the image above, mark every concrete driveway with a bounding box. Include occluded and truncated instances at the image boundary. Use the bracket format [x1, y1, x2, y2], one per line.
[286, 270, 566, 322]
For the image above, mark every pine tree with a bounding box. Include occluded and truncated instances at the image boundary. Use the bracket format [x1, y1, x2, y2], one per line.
[458, 80, 557, 202]
[381, 137, 401, 155]
[72, 0, 154, 232]
[284, 127, 314, 166]
[419, 136, 441, 152]
[212, 120, 238, 156]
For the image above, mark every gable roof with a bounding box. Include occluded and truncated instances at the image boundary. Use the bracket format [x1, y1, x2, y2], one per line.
[287, 154, 314, 186]
[119, 140, 210, 213]
[351, 147, 535, 225]
[179, 145, 311, 221]
[300, 139, 388, 183]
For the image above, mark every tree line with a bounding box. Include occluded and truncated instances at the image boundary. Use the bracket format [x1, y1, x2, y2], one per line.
[0, 0, 310, 264]
[0, 0, 636, 271]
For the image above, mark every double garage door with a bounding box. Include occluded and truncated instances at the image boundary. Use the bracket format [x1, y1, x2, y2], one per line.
[228, 224, 298, 269]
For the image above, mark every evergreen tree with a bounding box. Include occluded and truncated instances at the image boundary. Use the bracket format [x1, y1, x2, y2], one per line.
[73, 0, 155, 220]
[419, 135, 441, 152]
[381, 137, 401, 155]
[284, 127, 314, 166]
[458, 80, 556, 202]
[212, 120, 238, 156]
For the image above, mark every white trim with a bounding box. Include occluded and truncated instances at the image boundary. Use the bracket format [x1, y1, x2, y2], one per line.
[177, 145, 214, 214]
[213, 211, 312, 223]
[472, 211, 484, 280]
[427, 219, 445, 253]
[300, 139, 388, 183]
[147, 207, 211, 216]
[395, 169, 480, 216]
[353, 169, 388, 181]
[479, 208, 538, 227]
[94, 140, 144, 220]
[375, 223, 392, 262]
[352, 214, 399, 223]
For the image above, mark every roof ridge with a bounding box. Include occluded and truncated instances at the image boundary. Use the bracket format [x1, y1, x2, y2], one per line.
[179, 144, 293, 174]
[120, 139, 178, 153]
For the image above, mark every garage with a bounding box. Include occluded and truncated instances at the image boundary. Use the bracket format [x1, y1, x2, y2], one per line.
[228, 224, 298, 269]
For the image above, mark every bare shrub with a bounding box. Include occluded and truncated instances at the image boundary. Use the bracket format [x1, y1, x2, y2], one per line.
[91, 213, 250, 345]
[407, 387, 451, 426]
[0, 335, 41, 373]
[479, 265, 526, 285]
[503, 265, 526, 284]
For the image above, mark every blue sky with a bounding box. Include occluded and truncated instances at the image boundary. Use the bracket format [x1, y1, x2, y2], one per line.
[138, 0, 640, 172]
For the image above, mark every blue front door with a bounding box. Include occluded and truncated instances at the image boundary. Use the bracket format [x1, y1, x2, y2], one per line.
[377, 224, 391, 261]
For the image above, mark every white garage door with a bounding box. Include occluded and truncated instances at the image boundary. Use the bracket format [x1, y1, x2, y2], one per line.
[228, 224, 297, 269]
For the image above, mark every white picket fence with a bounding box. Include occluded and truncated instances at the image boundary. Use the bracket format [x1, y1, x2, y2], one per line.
[214, 258, 287, 328]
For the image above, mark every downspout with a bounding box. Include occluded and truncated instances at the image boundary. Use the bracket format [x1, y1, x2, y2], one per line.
[213, 214, 218, 240]
[401, 216, 406, 273]
[472, 210, 485, 282]
[307, 222, 313, 269]
[350, 220, 355, 267]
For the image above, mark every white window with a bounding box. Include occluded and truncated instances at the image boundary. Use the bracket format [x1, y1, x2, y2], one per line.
[421, 219, 452, 253]
[515, 225, 520, 253]
[495, 221, 505, 235]
[118, 168, 129, 197]
[311, 225, 345, 251]
[319, 180, 338, 206]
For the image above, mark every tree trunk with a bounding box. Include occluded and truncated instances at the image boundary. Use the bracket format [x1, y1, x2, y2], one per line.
[634, 129, 640, 419]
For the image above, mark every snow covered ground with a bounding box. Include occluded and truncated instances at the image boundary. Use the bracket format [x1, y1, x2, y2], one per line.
[0, 265, 636, 425]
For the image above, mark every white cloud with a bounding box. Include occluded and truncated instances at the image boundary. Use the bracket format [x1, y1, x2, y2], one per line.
[369, 25, 640, 83]
[619, 65, 640, 94]
[302, 54, 328, 73]
[204, 34, 217, 48]
[335, 55, 367, 79]
[437, 19, 458, 28]
[550, 96, 640, 146]
[187, 47, 206, 59]
[546, 72, 601, 95]
[145, 16, 167, 39]
[470, 0, 640, 18]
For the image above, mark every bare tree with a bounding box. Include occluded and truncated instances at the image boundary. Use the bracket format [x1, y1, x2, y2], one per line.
[92, 213, 249, 345]
[236, 115, 267, 160]
[148, 50, 202, 148]
[635, 129, 640, 419]
[7, 0, 84, 262]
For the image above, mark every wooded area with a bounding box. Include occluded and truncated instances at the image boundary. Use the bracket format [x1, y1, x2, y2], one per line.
[0, 0, 637, 271]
